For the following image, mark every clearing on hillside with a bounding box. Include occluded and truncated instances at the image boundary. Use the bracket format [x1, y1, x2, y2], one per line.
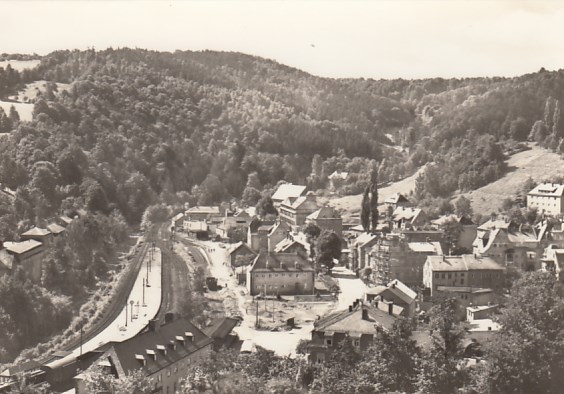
[0, 101, 33, 122]
[0, 60, 40, 71]
[457, 143, 564, 215]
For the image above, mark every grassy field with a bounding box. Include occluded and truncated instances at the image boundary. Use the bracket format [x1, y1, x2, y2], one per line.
[0, 100, 33, 121]
[9, 80, 71, 102]
[320, 165, 426, 220]
[456, 143, 564, 215]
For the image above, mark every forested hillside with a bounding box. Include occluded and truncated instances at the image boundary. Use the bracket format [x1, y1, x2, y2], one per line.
[1, 49, 563, 231]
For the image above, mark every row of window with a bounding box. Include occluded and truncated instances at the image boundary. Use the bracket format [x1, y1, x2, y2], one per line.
[258, 273, 304, 278]
[434, 271, 501, 279]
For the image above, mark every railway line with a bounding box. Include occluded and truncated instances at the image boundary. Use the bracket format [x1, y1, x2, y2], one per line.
[40, 235, 151, 365]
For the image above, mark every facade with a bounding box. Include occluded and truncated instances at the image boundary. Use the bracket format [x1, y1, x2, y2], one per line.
[226, 242, 256, 268]
[351, 233, 379, 270]
[540, 244, 564, 281]
[432, 215, 477, 252]
[472, 218, 547, 271]
[273, 238, 308, 259]
[328, 171, 348, 190]
[364, 279, 418, 317]
[215, 215, 252, 239]
[3, 240, 45, 282]
[391, 207, 425, 230]
[423, 254, 505, 298]
[305, 206, 343, 238]
[246, 252, 314, 296]
[247, 218, 276, 252]
[183, 221, 209, 239]
[75, 317, 213, 394]
[369, 233, 443, 286]
[279, 192, 319, 230]
[184, 206, 221, 222]
[527, 183, 564, 216]
[267, 220, 292, 252]
[271, 184, 307, 209]
[171, 213, 185, 231]
[384, 192, 410, 210]
[308, 301, 397, 364]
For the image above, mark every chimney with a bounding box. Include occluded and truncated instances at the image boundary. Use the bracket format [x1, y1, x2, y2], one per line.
[165, 312, 175, 324]
[176, 335, 186, 345]
[169, 340, 177, 351]
[391, 283, 396, 289]
[148, 318, 159, 332]
[374, 300, 379, 309]
[362, 308, 369, 321]
[388, 301, 394, 315]
[348, 305, 353, 312]
[294, 261, 300, 269]
[184, 331, 194, 342]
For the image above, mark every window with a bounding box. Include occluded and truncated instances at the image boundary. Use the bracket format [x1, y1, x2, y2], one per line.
[460, 279, 464, 285]
[353, 339, 360, 347]
[447, 273, 451, 279]
[434, 273, 439, 279]
[157, 374, 162, 382]
[441, 273, 445, 279]
[269, 274, 272, 278]
[296, 274, 299, 277]
[325, 338, 332, 346]
[167, 370, 171, 377]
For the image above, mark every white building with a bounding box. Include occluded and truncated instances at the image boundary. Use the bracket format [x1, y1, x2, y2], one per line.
[527, 183, 564, 216]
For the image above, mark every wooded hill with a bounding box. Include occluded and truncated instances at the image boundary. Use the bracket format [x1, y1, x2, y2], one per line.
[0, 49, 563, 234]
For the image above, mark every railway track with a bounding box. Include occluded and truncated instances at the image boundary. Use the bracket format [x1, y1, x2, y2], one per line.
[40, 235, 151, 365]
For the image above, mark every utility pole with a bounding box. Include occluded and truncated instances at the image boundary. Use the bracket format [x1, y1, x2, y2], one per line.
[130, 300, 135, 322]
[255, 299, 259, 328]
[125, 301, 128, 327]
[80, 323, 83, 356]
[142, 278, 146, 306]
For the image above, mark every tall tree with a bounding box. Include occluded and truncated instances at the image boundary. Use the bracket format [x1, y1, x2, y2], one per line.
[370, 168, 379, 232]
[360, 187, 370, 232]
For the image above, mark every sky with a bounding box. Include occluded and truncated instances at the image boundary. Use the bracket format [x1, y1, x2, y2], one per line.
[2, 0, 564, 79]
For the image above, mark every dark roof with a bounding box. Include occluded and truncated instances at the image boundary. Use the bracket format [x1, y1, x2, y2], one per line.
[105, 318, 212, 376]
[203, 317, 239, 339]
[314, 303, 397, 334]
[250, 252, 313, 272]
[249, 218, 275, 233]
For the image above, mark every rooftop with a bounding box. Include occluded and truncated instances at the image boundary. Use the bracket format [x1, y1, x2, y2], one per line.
[408, 241, 443, 254]
[314, 303, 397, 334]
[186, 206, 221, 214]
[21, 227, 51, 237]
[250, 252, 313, 272]
[384, 192, 409, 204]
[427, 254, 504, 272]
[271, 184, 307, 202]
[203, 317, 239, 339]
[47, 223, 66, 234]
[3, 240, 43, 255]
[306, 206, 341, 220]
[392, 206, 422, 223]
[528, 182, 564, 197]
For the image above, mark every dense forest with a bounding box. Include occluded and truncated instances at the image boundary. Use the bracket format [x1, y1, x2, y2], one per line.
[1, 48, 564, 363]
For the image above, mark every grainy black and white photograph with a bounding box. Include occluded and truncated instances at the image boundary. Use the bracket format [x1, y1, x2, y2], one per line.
[0, 1, 563, 393]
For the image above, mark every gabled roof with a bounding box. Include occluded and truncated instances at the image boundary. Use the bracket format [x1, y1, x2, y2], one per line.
[385, 192, 409, 204]
[269, 221, 291, 236]
[227, 242, 255, 256]
[249, 218, 275, 233]
[272, 184, 307, 202]
[250, 252, 313, 272]
[104, 318, 212, 376]
[306, 206, 341, 220]
[186, 206, 221, 215]
[314, 303, 397, 334]
[21, 227, 51, 237]
[3, 240, 43, 255]
[387, 279, 418, 301]
[426, 255, 504, 272]
[366, 280, 417, 306]
[172, 213, 185, 222]
[328, 171, 348, 180]
[477, 218, 513, 231]
[281, 193, 318, 210]
[273, 238, 307, 254]
[528, 183, 564, 197]
[203, 317, 239, 339]
[354, 233, 378, 248]
[392, 206, 422, 223]
[47, 223, 65, 235]
[432, 214, 475, 226]
[408, 242, 442, 254]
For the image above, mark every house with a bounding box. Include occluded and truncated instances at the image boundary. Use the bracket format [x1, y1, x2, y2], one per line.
[47, 223, 66, 237]
[431, 214, 477, 252]
[215, 214, 252, 239]
[273, 238, 308, 259]
[472, 217, 546, 271]
[279, 192, 319, 230]
[171, 213, 185, 231]
[226, 242, 256, 270]
[391, 207, 425, 230]
[0, 360, 43, 390]
[246, 252, 314, 296]
[3, 240, 45, 282]
[58, 215, 74, 227]
[328, 171, 348, 190]
[247, 218, 276, 252]
[384, 193, 410, 210]
[351, 233, 378, 270]
[369, 232, 443, 286]
[423, 254, 505, 298]
[527, 182, 564, 216]
[307, 300, 398, 364]
[74, 317, 213, 394]
[267, 220, 291, 252]
[203, 317, 240, 350]
[305, 206, 343, 238]
[185, 206, 221, 222]
[183, 221, 209, 240]
[365, 279, 417, 317]
[21, 227, 53, 246]
[540, 244, 564, 280]
[271, 183, 307, 209]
